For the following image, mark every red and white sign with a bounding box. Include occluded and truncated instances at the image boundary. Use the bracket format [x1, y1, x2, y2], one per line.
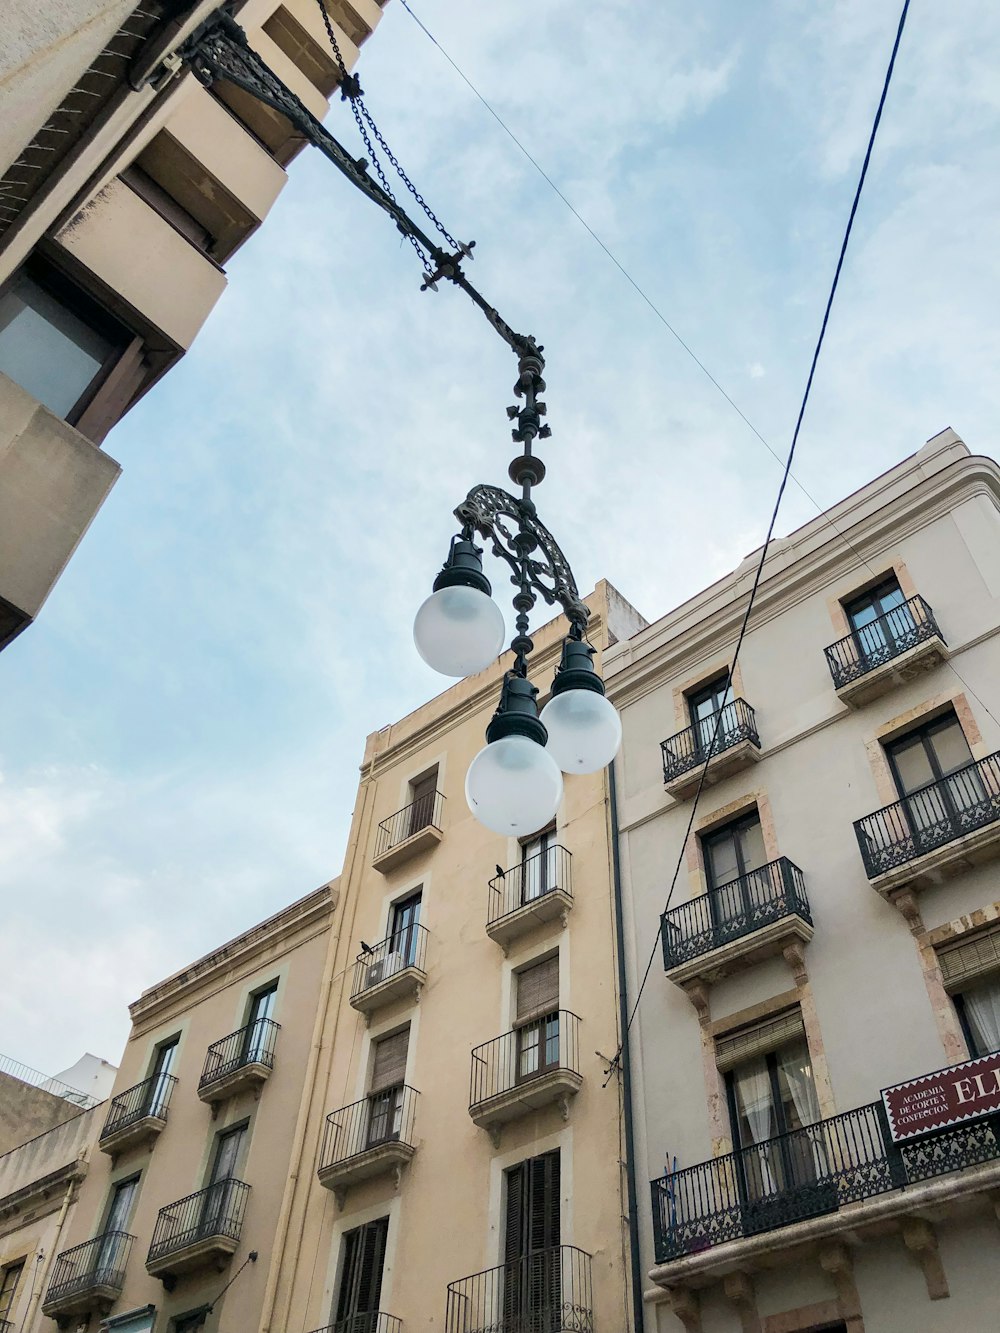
[882, 1050, 1000, 1143]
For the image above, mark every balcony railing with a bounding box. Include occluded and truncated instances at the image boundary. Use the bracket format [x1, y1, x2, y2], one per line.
[662, 858, 810, 970]
[825, 594, 944, 689]
[854, 751, 1000, 879]
[661, 699, 759, 784]
[351, 924, 428, 1000]
[102, 1072, 177, 1140]
[488, 845, 572, 928]
[45, 1231, 133, 1305]
[308, 1318, 403, 1333]
[320, 1085, 419, 1171]
[470, 1010, 581, 1109]
[199, 1017, 280, 1089]
[375, 790, 444, 860]
[651, 1094, 1000, 1262]
[147, 1178, 250, 1265]
[445, 1245, 593, 1333]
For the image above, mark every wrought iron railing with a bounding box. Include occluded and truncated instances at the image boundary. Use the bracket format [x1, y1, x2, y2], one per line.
[825, 594, 943, 688]
[445, 1245, 593, 1333]
[662, 858, 810, 969]
[488, 845, 572, 928]
[46, 1231, 133, 1304]
[320, 1085, 419, 1171]
[854, 750, 1000, 878]
[651, 1095, 1000, 1262]
[351, 924, 429, 999]
[307, 1317, 402, 1333]
[199, 1017, 280, 1089]
[661, 699, 759, 784]
[470, 1010, 580, 1109]
[147, 1178, 250, 1264]
[375, 790, 444, 858]
[0, 1317, 12, 1331]
[101, 1072, 178, 1139]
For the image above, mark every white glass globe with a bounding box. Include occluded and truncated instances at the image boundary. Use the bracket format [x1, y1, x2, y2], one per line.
[465, 735, 564, 836]
[540, 688, 622, 774]
[413, 584, 506, 677]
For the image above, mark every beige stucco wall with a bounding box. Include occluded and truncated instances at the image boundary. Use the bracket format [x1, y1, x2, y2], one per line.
[607, 430, 1000, 1331]
[0, 1073, 84, 1157]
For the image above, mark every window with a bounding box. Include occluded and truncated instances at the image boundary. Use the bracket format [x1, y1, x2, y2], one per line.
[389, 892, 422, 969]
[504, 1151, 560, 1325]
[368, 1029, 409, 1148]
[96, 1177, 138, 1278]
[243, 982, 278, 1063]
[844, 576, 913, 661]
[701, 811, 767, 933]
[108, 1313, 156, 1333]
[515, 956, 560, 1082]
[520, 827, 559, 904]
[335, 1217, 389, 1327]
[0, 262, 140, 436]
[886, 711, 982, 833]
[0, 1261, 23, 1320]
[145, 1036, 179, 1116]
[407, 770, 438, 837]
[687, 673, 732, 755]
[200, 1123, 247, 1236]
[938, 926, 1000, 1058]
[170, 1309, 209, 1333]
[954, 975, 1000, 1058]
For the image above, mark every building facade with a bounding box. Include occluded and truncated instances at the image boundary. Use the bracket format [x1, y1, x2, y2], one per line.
[607, 429, 1000, 1332]
[0, 0, 385, 649]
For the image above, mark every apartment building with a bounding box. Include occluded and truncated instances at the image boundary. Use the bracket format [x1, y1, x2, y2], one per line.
[261, 582, 644, 1333]
[32, 884, 336, 1333]
[607, 429, 1000, 1332]
[0, 0, 385, 650]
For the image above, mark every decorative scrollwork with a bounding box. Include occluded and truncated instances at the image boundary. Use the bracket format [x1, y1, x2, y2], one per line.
[454, 484, 589, 628]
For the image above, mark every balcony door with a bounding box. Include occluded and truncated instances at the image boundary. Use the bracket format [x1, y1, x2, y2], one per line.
[390, 891, 422, 970]
[688, 674, 732, 758]
[515, 957, 560, 1083]
[97, 1177, 137, 1276]
[521, 828, 558, 904]
[243, 982, 278, 1064]
[145, 1037, 178, 1117]
[703, 812, 767, 941]
[0, 1262, 22, 1323]
[335, 1216, 388, 1333]
[886, 713, 983, 841]
[504, 1151, 560, 1330]
[844, 577, 914, 665]
[201, 1124, 246, 1236]
[407, 771, 437, 837]
[367, 1029, 409, 1149]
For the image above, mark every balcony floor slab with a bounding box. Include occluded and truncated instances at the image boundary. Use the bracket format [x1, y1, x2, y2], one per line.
[349, 965, 425, 1018]
[372, 824, 442, 874]
[146, 1232, 238, 1279]
[835, 635, 949, 709]
[197, 1061, 271, 1106]
[486, 889, 573, 952]
[665, 741, 761, 801]
[42, 1280, 122, 1319]
[470, 1068, 583, 1135]
[868, 817, 1000, 897]
[665, 915, 814, 989]
[317, 1140, 416, 1196]
[99, 1112, 167, 1156]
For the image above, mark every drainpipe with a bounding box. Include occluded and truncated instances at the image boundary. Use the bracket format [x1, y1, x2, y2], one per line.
[20, 1144, 84, 1332]
[609, 761, 645, 1333]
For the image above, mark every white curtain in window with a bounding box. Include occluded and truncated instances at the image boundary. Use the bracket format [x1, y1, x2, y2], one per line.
[964, 979, 1000, 1055]
[734, 1057, 777, 1195]
[779, 1042, 826, 1178]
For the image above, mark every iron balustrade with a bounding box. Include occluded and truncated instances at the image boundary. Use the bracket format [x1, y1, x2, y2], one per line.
[854, 750, 1000, 878]
[147, 1177, 250, 1264]
[661, 858, 810, 970]
[199, 1017, 280, 1089]
[351, 923, 429, 999]
[651, 1093, 1000, 1262]
[307, 1315, 402, 1333]
[445, 1245, 593, 1333]
[46, 1231, 133, 1303]
[375, 790, 444, 858]
[488, 845, 572, 928]
[101, 1072, 178, 1139]
[321, 1085, 419, 1170]
[0, 1319, 11, 1332]
[825, 594, 943, 689]
[0, 1052, 97, 1107]
[661, 699, 760, 783]
[470, 1010, 581, 1109]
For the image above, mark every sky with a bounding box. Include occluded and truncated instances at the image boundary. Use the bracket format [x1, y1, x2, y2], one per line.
[3, 0, 1000, 1077]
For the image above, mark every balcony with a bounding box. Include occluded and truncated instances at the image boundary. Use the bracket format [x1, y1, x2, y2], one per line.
[661, 699, 761, 799]
[100, 1073, 177, 1155]
[486, 845, 573, 951]
[825, 595, 947, 706]
[650, 1082, 1000, 1268]
[662, 858, 812, 987]
[146, 1178, 250, 1280]
[445, 1246, 593, 1333]
[855, 752, 1000, 896]
[42, 1231, 133, 1318]
[317, 1085, 418, 1205]
[197, 1018, 280, 1105]
[308, 1318, 402, 1333]
[372, 791, 444, 873]
[469, 1011, 582, 1145]
[349, 925, 428, 1019]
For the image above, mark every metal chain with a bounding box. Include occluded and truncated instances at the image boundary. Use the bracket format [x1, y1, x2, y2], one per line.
[314, 0, 460, 253]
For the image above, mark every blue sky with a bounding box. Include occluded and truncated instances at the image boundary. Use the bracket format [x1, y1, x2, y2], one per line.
[3, 0, 1000, 1074]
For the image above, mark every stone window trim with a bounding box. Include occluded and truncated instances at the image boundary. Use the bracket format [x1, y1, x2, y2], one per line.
[685, 789, 780, 883]
[671, 658, 746, 731]
[825, 557, 917, 641]
[862, 690, 984, 807]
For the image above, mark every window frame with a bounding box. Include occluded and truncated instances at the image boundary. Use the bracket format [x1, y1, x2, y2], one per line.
[0, 1259, 24, 1320]
[885, 710, 975, 800]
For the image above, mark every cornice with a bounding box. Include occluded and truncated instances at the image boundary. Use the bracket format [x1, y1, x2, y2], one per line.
[0, 1158, 87, 1222]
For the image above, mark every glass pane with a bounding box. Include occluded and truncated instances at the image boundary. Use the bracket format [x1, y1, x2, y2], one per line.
[519, 1024, 540, 1078]
[929, 719, 974, 777]
[876, 583, 906, 615]
[706, 832, 740, 887]
[892, 737, 935, 794]
[848, 599, 879, 632]
[0, 275, 114, 416]
[737, 819, 766, 876]
[775, 1039, 819, 1129]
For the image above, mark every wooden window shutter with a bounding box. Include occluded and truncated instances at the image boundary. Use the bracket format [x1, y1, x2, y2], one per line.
[938, 925, 1000, 990]
[357, 1217, 388, 1313]
[504, 1161, 525, 1263]
[528, 1150, 560, 1252]
[370, 1029, 409, 1092]
[516, 956, 560, 1024]
[715, 1009, 806, 1072]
